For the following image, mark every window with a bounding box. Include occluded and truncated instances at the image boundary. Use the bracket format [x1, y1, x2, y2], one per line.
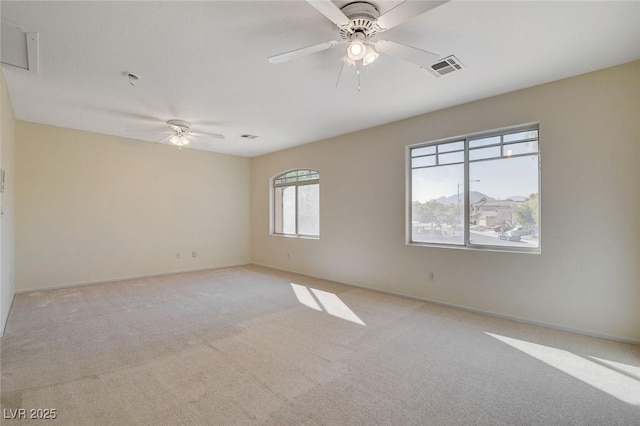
[273, 169, 319, 237]
[410, 126, 540, 252]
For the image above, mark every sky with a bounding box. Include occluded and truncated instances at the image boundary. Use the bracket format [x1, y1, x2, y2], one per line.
[412, 155, 539, 202]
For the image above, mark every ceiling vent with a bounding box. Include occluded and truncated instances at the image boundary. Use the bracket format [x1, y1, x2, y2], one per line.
[1, 22, 39, 73]
[240, 134, 259, 140]
[427, 55, 463, 78]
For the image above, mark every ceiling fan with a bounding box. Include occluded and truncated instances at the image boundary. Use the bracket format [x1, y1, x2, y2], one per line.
[269, 0, 450, 83]
[126, 119, 224, 148]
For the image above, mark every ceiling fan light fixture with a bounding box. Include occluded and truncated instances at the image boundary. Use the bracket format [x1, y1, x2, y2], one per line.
[170, 135, 190, 146]
[342, 54, 356, 67]
[362, 45, 379, 66]
[347, 37, 366, 61]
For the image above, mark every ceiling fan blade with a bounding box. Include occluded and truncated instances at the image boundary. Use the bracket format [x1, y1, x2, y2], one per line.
[375, 40, 439, 68]
[191, 131, 225, 139]
[305, 0, 350, 27]
[376, 0, 450, 31]
[269, 40, 343, 64]
[125, 129, 172, 134]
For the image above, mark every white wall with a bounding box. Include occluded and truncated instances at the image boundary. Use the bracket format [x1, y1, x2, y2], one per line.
[16, 122, 251, 291]
[1, 67, 17, 335]
[251, 61, 640, 343]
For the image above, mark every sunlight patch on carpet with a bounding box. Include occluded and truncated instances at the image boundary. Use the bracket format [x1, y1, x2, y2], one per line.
[290, 283, 365, 326]
[588, 357, 640, 381]
[290, 283, 322, 311]
[486, 332, 640, 405]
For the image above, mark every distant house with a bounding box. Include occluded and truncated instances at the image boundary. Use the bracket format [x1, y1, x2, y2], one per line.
[472, 200, 523, 228]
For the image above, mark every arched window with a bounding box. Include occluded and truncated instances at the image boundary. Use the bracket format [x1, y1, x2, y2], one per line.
[273, 169, 319, 237]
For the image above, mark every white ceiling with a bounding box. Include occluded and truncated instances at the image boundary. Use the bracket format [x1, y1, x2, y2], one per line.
[1, 1, 639, 157]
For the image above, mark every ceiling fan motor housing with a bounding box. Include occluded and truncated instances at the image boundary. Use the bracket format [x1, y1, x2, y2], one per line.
[339, 2, 381, 40]
[167, 119, 191, 134]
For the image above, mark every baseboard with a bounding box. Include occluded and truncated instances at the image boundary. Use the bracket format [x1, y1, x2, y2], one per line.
[1, 292, 16, 338]
[15, 263, 251, 294]
[403, 295, 640, 346]
[251, 262, 640, 346]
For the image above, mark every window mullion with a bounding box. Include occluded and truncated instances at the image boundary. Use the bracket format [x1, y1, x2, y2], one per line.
[295, 185, 299, 235]
[464, 139, 470, 247]
[277, 188, 281, 233]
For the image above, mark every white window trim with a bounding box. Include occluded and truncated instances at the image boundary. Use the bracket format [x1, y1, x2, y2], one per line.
[271, 169, 320, 239]
[407, 123, 541, 254]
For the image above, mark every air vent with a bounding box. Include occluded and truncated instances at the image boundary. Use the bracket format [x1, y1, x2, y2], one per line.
[428, 55, 464, 78]
[1, 22, 39, 73]
[240, 134, 259, 140]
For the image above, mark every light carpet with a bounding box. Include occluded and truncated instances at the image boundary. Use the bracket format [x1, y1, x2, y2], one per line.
[1, 266, 639, 425]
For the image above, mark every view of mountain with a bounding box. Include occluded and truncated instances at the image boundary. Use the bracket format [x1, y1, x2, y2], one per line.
[434, 191, 497, 205]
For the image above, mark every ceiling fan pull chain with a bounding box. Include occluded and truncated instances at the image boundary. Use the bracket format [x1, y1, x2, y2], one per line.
[336, 63, 344, 89]
[357, 64, 361, 92]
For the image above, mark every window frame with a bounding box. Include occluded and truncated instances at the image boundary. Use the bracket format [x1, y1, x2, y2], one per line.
[272, 169, 320, 238]
[407, 124, 541, 254]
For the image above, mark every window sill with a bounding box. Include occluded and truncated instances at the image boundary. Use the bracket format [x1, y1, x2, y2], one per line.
[407, 241, 540, 254]
[271, 233, 319, 240]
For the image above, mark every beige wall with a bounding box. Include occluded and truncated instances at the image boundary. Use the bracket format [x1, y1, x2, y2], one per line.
[16, 122, 251, 291]
[251, 61, 640, 342]
[8, 62, 640, 341]
[1, 68, 17, 335]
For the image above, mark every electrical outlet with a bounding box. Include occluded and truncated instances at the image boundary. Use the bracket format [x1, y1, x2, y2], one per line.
[192, 251, 197, 258]
[428, 271, 435, 282]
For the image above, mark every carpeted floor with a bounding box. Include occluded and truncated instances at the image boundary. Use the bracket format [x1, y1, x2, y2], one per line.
[1, 265, 639, 425]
